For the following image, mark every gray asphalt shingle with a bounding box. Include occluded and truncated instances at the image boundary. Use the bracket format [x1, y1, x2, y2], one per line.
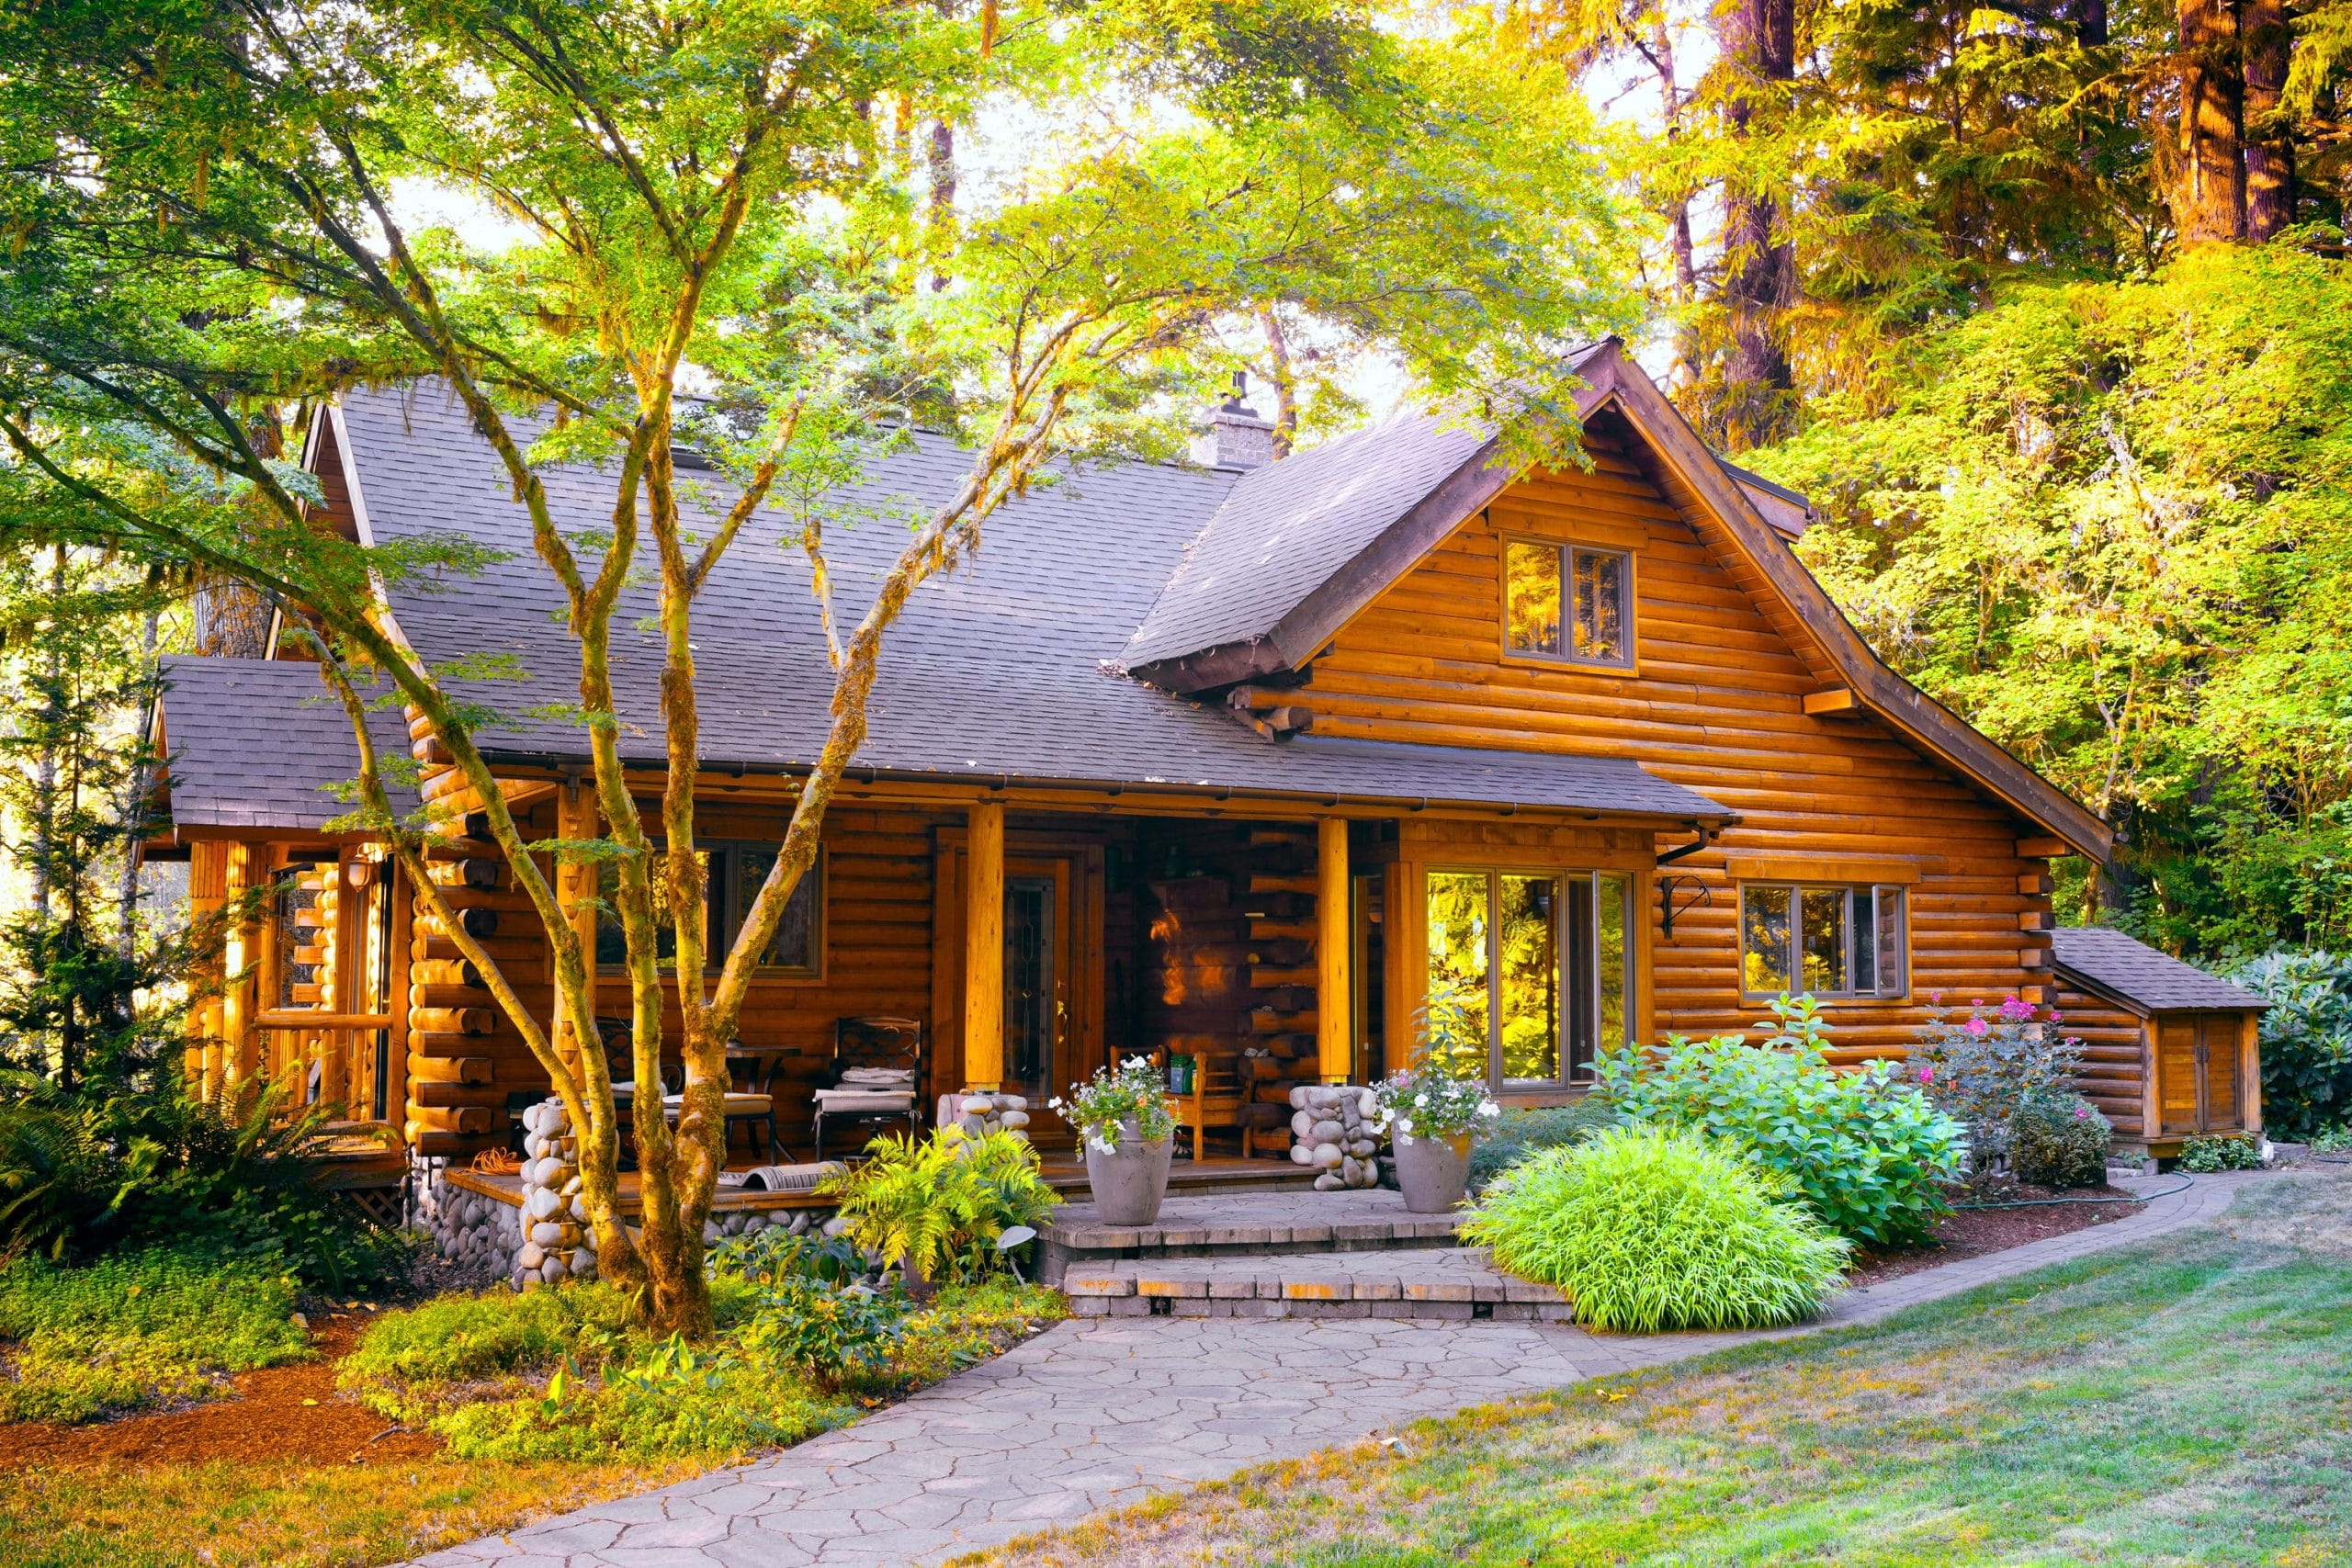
[2051, 926, 2267, 1013]
[315, 381, 1726, 822]
[159, 657, 418, 831]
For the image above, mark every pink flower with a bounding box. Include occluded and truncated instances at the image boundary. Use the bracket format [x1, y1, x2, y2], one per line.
[1963, 1017, 1990, 1038]
[2050, 1010, 2064, 1025]
[1999, 996, 2036, 1022]
[1917, 1066, 1934, 1083]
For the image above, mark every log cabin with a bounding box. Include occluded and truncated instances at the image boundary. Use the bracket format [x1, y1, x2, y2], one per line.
[149, 339, 2181, 1170]
[2050, 926, 2267, 1156]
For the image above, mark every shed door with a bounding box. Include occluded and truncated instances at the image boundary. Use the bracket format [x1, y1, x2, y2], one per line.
[2156, 1014, 2244, 1135]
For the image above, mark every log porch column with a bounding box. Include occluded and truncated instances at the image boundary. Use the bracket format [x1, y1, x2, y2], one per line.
[1317, 818, 1351, 1084]
[962, 798, 1005, 1089]
[222, 841, 265, 1088]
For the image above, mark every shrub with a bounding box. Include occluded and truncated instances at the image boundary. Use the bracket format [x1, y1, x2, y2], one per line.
[2009, 1093, 2112, 1189]
[2179, 1132, 2265, 1172]
[0, 1244, 309, 1423]
[1463, 1125, 1849, 1332]
[2222, 950, 2352, 1143]
[1596, 996, 1962, 1247]
[1466, 1099, 1617, 1191]
[2312, 1125, 2352, 1153]
[1908, 995, 2088, 1169]
[820, 1126, 1057, 1286]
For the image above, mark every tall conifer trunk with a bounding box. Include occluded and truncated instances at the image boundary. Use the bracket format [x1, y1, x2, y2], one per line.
[1719, 0, 1796, 448]
[2242, 0, 2291, 239]
[2173, 0, 2245, 243]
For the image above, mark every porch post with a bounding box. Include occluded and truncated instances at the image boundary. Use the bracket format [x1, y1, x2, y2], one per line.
[222, 841, 265, 1089]
[962, 798, 1005, 1089]
[1317, 818, 1351, 1084]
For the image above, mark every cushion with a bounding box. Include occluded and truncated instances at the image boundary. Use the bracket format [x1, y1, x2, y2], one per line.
[813, 1089, 917, 1113]
[840, 1066, 915, 1087]
[738, 1161, 849, 1192]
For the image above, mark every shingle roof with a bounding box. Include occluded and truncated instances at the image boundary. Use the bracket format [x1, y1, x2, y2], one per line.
[329, 382, 1730, 823]
[2051, 927, 2268, 1013]
[1120, 406, 1502, 673]
[158, 657, 420, 832]
[1120, 346, 1633, 684]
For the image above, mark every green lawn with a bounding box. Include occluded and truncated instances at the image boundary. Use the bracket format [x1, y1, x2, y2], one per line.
[969, 1170, 2352, 1567]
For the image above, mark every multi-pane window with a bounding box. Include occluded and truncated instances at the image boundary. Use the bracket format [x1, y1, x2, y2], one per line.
[1740, 884, 1905, 999]
[595, 843, 821, 976]
[1426, 868, 1632, 1087]
[1504, 540, 1633, 668]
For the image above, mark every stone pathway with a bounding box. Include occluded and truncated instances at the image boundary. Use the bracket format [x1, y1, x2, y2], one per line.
[408, 1172, 2246, 1568]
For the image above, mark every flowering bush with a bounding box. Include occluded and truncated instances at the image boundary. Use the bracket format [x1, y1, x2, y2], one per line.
[1908, 994, 2086, 1168]
[1370, 1063, 1501, 1141]
[1596, 995, 1962, 1247]
[1050, 1056, 1174, 1152]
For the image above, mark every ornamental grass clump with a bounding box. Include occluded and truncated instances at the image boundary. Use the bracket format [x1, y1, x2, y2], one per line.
[1464, 1125, 1849, 1333]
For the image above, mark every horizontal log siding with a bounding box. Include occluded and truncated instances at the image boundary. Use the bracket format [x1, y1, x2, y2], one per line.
[1307, 426, 2053, 1063]
[401, 799, 951, 1156]
[2052, 981, 2149, 1141]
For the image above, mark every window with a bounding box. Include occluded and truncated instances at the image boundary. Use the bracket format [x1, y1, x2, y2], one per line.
[595, 843, 822, 976]
[1426, 868, 1632, 1087]
[1740, 884, 1905, 999]
[1504, 540, 1632, 667]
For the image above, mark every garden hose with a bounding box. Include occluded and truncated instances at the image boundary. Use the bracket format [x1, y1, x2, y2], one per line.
[1948, 1172, 2195, 1211]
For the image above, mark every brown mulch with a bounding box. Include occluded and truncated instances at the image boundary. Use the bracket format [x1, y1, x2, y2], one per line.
[0, 1310, 442, 1472]
[1848, 1182, 2149, 1287]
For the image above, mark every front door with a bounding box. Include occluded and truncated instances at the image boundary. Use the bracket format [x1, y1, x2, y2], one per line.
[1003, 856, 1075, 1140]
[2156, 1013, 2245, 1135]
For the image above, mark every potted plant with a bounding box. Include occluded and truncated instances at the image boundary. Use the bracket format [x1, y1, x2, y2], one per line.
[1372, 1064, 1501, 1213]
[1052, 1056, 1177, 1224]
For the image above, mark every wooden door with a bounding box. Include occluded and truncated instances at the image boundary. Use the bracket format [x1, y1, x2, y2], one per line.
[933, 835, 1102, 1148]
[2156, 1013, 2245, 1135]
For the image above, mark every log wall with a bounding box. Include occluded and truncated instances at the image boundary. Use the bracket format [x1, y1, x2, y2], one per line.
[1304, 414, 2057, 1064]
[2051, 978, 2150, 1143]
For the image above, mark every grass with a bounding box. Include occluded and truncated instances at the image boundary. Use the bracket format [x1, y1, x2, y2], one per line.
[962, 1169, 2352, 1567]
[0, 1275, 1065, 1567]
[0, 1246, 310, 1423]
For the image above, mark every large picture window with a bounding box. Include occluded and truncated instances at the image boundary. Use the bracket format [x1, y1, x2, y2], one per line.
[1504, 540, 1633, 668]
[595, 843, 822, 976]
[1426, 868, 1631, 1087]
[1740, 883, 1905, 999]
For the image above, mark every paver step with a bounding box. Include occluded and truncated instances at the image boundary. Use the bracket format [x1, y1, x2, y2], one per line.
[1059, 1246, 1569, 1322]
[1041, 1188, 1464, 1284]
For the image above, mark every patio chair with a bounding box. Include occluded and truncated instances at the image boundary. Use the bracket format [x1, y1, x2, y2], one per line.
[813, 1016, 923, 1160]
[601, 1018, 776, 1164]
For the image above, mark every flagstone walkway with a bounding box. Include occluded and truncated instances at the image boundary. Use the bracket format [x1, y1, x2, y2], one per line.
[409, 1171, 2246, 1568]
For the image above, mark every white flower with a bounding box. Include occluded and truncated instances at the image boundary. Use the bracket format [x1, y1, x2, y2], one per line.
[1414, 1093, 1429, 1107]
[1479, 1101, 1501, 1118]
[1087, 1134, 1116, 1154]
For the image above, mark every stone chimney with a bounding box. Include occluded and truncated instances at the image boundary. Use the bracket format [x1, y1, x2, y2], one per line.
[1192, 372, 1276, 469]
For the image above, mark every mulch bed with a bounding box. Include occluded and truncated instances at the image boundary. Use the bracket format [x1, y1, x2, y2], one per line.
[1848, 1183, 2148, 1287]
[0, 1308, 442, 1472]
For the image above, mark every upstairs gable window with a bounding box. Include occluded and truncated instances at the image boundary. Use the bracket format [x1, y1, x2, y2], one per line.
[1505, 539, 1633, 668]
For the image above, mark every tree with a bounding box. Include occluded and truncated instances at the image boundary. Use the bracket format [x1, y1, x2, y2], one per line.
[1747, 245, 2352, 948]
[0, 0, 1639, 1333]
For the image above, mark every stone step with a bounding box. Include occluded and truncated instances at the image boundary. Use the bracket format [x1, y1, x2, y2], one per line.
[1040, 1188, 1464, 1284]
[1059, 1246, 1569, 1323]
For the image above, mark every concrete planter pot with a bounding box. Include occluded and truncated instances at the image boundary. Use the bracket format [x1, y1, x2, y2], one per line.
[1392, 1129, 1473, 1213]
[1084, 1121, 1173, 1225]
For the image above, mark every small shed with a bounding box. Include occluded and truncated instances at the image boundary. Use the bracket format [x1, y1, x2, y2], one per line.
[2051, 927, 2267, 1155]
